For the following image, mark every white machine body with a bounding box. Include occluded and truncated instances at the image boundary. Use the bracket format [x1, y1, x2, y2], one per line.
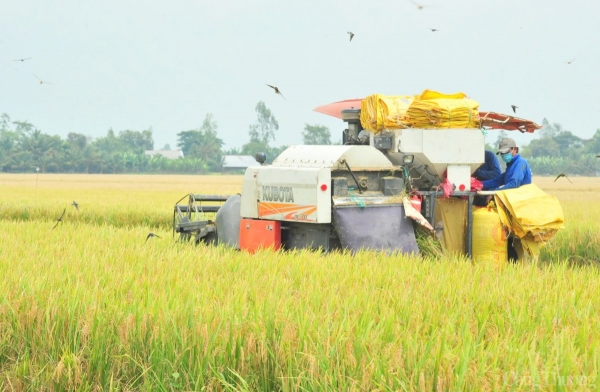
[240, 145, 396, 224]
[241, 166, 331, 223]
[373, 128, 485, 191]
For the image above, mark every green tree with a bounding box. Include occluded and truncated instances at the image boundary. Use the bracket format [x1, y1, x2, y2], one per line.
[4, 150, 34, 172]
[67, 132, 88, 150]
[526, 137, 561, 158]
[539, 118, 562, 139]
[248, 101, 279, 145]
[176, 114, 223, 171]
[0, 126, 20, 171]
[553, 130, 583, 153]
[241, 102, 280, 161]
[267, 145, 289, 162]
[0, 118, 35, 172]
[584, 129, 600, 156]
[302, 124, 331, 145]
[105, 153, 125, 174]
[79, 145, 102, 173]
[223, 146, 242, 155]
[494, 130, 508, 148]
[240, 140, 269, 158]
[0, 113, 13, 133]
[118, 129, 154, 154]
[19, 129, 61, 173]
[177, 129, 204, 157]
[93, 129, 121, 155]
[13, 120, 35, 134]
[521, 120, 583, 159]
[193, 128, 224, 172]
[62, 133, 90, 172]
[59, 141, 77, 173]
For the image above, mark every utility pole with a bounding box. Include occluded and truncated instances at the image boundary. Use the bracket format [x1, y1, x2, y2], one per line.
[36, 167, 40, 188]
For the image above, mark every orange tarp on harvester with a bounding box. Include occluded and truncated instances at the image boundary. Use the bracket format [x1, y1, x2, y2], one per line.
[479, 112, 542, 133]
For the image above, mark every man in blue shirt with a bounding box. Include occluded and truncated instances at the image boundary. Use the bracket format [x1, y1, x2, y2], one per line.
[481, 137, 532, 262]
[473, 150, 502, 182]
[482, 138, 532, 191]
[473, 150, 502, 207]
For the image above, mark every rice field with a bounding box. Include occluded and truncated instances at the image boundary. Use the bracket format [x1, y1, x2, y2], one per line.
[1, 173, 600, 391]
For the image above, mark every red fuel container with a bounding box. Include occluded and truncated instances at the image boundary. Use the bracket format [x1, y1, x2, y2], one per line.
[239, 219, 281, 253]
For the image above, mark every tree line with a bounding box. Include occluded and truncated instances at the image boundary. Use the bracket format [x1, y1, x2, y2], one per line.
[2, 106, 598, 175]
[485, 119, 600, 176]
[0, 101, 332, 174]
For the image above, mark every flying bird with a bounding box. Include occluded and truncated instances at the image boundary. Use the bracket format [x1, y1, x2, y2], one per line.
[266, 84, 285, 100]
[511, 105, 518, 113]
[429, 28, 438, 32]
[566, 58, 576, 64]
[407, 0, 425, 9]
[13, 58, 31, 62]
[146, 232, 161, 243]
[33, 74, 53, 85]
[71, 201, 79, 211]
[53, 208, 66, 229]
[347, 31, 354, 41]
[554, 173, 572, 183]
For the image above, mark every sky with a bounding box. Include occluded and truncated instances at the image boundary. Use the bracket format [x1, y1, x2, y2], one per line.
[2, 0, 600, 152]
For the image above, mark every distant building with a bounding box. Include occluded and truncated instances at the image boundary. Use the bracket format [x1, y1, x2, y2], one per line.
[222, 155, 260, 172]
[144, 149, 184, 159]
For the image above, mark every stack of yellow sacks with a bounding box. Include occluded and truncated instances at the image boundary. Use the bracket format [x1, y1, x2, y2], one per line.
[405, 90, 480, 129]
[494, 184, 565, 258]
[360, 90, 480, 132]
[360, 94, 413, 132]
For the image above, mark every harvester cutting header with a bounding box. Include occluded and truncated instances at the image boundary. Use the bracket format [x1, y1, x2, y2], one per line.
[174, 90, 564, 263]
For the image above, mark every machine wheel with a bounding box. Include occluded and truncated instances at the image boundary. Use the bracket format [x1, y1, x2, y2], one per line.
[196, 231, 218, 246]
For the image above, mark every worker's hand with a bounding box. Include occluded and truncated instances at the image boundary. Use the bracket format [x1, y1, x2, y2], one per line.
[486, 195, 493, 204]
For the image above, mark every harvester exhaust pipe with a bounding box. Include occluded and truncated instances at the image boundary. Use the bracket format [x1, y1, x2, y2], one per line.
[341, 108, 363, 144]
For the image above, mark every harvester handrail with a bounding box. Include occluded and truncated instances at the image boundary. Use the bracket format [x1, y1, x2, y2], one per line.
[189, 194, 233, 202]
[173, 205, 220, 213]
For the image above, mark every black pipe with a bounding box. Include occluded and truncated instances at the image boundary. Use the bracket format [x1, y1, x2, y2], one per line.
[340, 159, 363, 194]
[467, 193, 473, 259]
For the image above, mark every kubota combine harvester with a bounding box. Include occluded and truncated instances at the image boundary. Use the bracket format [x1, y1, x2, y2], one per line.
[173, 91, 542, 257]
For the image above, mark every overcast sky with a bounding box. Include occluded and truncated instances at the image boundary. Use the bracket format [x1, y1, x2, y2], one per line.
[2, 0, 599, 152]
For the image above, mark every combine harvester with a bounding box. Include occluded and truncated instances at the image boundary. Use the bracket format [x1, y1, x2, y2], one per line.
[173, 91, 542, 257]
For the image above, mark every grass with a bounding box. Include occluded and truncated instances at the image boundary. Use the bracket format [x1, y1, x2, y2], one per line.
[0, 174, 241, 229]
[1, 173, 600, 390]
[533, 177, 600, 265]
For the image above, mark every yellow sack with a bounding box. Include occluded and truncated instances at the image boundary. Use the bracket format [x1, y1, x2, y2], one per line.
[472, 206, 507, 267]
[405, 90, 480, 129]
[360, 94, 413, 132]
[494, 184, 565, 259]
[434, 197, 467, 255]
[418, 90, 469, 100]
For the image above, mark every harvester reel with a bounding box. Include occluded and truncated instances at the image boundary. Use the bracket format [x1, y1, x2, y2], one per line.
[174, 193, 231, 246]
[176, 216, 193, 242]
